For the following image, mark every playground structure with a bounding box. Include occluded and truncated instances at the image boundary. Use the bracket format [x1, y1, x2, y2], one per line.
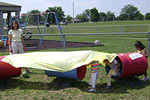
[0, 2, 21, 35]
[18, 12, 65, 47]
[45, 65, 86, 80]
[0, 2, 21, 47]
[0, 40, 4, 48]
[45, 52, 148, 80]
[0, 11, 65, 49]
[106, 52, 148, 79]
[0, 11, 104, 52]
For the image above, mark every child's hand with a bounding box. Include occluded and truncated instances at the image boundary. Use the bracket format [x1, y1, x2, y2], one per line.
[9, 48, 12, 52]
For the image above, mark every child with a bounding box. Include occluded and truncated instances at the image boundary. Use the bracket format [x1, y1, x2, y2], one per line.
[8, 20, 31, 74]
[88, 61, 101, 92]
[26, 29, 32, 39]
[135, 40, 149, 81]
[103, 59, 120, 89]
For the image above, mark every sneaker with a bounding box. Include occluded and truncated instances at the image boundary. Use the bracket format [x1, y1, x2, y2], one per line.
[22, 71, 30, 78]
[142, 77, 149, 81]
[105, 86, 111, 89]
[88, 88, 96, 92]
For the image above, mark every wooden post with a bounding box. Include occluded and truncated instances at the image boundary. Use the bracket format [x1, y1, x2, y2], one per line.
[0, 11, 4, 35]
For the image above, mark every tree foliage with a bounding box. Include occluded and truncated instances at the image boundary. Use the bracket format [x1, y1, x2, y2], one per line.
[117, 14, 128, 20]
[134, 11, 144, 20]
[20, 10, 45, 25]
[90, 8, 99, 22]
[75, 14, 83, 22]
[99, 12, 106, 21]
[66, 15, 72, 23]
[28, 10, 41, 25]
[19, 4, 149, 24]
[121, 4, 139, 20]
[145, 13, 150, 20]
[46, 6, 65, 24]
[75, 9, 89, 22]
[106, 11, 115, 21]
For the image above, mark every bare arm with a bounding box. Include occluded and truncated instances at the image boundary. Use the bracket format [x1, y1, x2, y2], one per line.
[114, 62, 120, 72]
[8, 34, 12, 52]
[85, 60, 95, 66]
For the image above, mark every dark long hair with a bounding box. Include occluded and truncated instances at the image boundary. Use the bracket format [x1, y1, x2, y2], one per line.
[135, 40, 145, 50]
[11, 20, 19, 30]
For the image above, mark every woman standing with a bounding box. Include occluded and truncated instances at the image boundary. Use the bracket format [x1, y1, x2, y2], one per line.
[8, 20, 31, 73]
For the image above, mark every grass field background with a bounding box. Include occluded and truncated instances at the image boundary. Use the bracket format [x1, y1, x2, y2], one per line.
[0, 20, 150, 100]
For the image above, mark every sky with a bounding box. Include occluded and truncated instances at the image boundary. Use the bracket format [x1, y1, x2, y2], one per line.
[1, 0, 150, 17]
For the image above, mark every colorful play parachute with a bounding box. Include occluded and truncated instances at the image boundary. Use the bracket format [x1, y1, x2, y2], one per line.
[1, 50, 117, 72]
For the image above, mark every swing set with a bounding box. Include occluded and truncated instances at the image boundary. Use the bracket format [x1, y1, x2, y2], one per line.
[1, 12, 65, 48]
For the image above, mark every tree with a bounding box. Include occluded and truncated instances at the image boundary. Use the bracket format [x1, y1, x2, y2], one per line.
[145, 13, 150, 20]
[121, 4, 139, 20]
[75, 14, 83, 21]
[20, 13, 27, 25]
[82, 9, 90, 22]
[90, 8, 99, 22]
[66, 15, 72, 23]
[99, 12, 106, 21]
[25, 10, 42, 25]
[75, 9, 90, 22]
[117, 14, 128, 20]
[106, 11, 115, 21]
[134, 11, 144, 20]
[46, 6, 65, 24]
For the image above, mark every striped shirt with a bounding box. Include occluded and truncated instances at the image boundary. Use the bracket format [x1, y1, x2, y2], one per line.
[91, 61, 100, 72]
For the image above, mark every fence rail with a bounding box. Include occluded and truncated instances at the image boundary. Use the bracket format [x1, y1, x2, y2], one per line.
[1, 32, 150, 55]
[3, 24, 150, 34]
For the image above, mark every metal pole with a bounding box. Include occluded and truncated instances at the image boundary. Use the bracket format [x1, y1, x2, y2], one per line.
[63, 35, 66, 51]
[39, 12, 50, 46]
[73, 2, 74, 24]
[22, 13, 30, 33]
[96, 26, 98, 33]
[53, 12, 64, 46]
[141, 24, 143, 38]
[0, 11, 4, 35]
[120, 25, 122, 33]
[148, 32, 150, 56]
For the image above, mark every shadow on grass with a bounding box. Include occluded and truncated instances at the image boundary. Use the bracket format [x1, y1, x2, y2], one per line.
[48, 76, 150, 93]
[0, 76, 150, 94]
[94, 76, 150, 93]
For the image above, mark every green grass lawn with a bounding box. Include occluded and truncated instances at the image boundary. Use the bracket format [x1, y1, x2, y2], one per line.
[1, 20, 150, 100]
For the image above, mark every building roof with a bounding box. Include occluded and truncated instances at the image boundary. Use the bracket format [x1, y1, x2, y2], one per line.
[0, 2, 21, 7]
[0, 2, 21, 12]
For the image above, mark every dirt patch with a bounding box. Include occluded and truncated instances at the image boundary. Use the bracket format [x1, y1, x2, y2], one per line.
[0, 39, 104, 52]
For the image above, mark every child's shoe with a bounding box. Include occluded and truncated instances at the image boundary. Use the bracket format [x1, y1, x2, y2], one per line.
[142, 77, 149, 81]
[22, 71, 30, 78]
[105, 86, 111, 89]
[88, 88, 96, 92]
